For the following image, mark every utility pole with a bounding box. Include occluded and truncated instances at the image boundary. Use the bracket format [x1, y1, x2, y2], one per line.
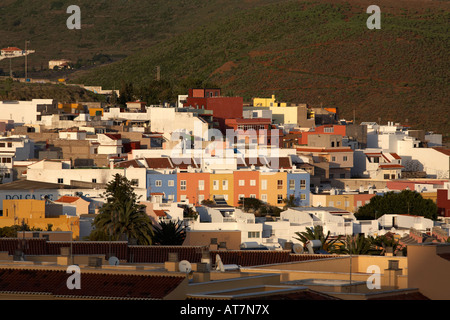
[25, 40, 29, 81]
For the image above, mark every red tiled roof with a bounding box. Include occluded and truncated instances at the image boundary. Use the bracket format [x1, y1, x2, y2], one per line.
[367, 291, 429, 300]
[0, 268, 185, 300]
[114, 159, 142, 168]
[104, 133, 121, 141]
[390, 153, 401, 160]
[145, 158, 173, 169]
[1, 47, 21, 51]
[379, 164, 404, 169]
[242, 289, 340, 300]
[55, 196, 80, 203]
[0, 239, 335, 267]
[432, 147, 450, 157]
[297, 147, 353, 153]
[365, 153, 382, 157]
[153, 210, 167, 217]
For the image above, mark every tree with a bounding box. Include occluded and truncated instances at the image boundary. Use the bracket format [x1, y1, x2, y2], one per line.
[339, 234, 374, 255]
[355, 190, 438, 220]
[90, 174, 153, 245]
[238, 197, 264, 213]
[283, 195, 297, 209]
[294, 226, 340, 253]
[152, 220, 186, 245]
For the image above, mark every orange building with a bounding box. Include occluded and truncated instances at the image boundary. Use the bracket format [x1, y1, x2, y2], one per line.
[233, 170, 260, 206]
[177, 172, 211, 205]
[259, 171, 287, 206]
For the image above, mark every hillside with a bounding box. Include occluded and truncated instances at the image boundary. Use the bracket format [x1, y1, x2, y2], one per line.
[0, 0, 448, 140]
[0, 78, 104, 103]
[71, 0, 450, 140]
[0, 0, 285, 75]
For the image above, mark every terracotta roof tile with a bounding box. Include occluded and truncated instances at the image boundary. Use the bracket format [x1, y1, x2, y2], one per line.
[55, 196, 80, 203]
[0, 268, 185, 299]
[145, 158, 174, 169]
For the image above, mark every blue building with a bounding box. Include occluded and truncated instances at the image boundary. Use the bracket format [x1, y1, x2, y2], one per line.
[147, 173, 177, 203]
[286, 172, 310, 206]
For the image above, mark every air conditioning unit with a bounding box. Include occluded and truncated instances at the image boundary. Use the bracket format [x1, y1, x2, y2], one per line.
[88, 257, 102, 267]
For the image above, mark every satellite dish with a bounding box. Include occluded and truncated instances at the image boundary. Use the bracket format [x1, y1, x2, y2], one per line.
[108, 256, 119, 266]
[215, 254, 225, 272]
[179, 260, 192, 273]
[293, 243, 304, 254]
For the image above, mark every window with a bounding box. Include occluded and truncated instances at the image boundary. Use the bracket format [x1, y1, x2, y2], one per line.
[340, 173, 346, 178]
[180, 180, 187, 191]
[329, 201, 334, 207]
[131, 179, 139, 186]
[58, 178, 64, 184]
[239, 180, 245, 186]
[261, 180, 267, 190]
[248, 231, 260, 238]
[7, 143, 12, 148]
[92, 178, 97, 183]
[324, 127, 334, 133]
[343, 156, 348, 162]
[250, 180, 256, 186]
[277, 180, 283, 189]
[331, 156, 336, 162]
[384, 174, 390, 179]
[155, 180, 162, 187]
[277, 194, 283, 204]
[239, 194, 245, 200]
[337, 201, 341, 206]
[222, 180, 228, 191]
[0, 143, 4, 147]
[168, 180, 174, 187]
[213, 180, 219, 190]
[168, 194, 175, 201]
[180, 195, 187, 201]
[300, 194, 306, 200]
[198, 180, 204, 191]
[300, 180, 306, 189]
[261, 194, 267, 202]
[289, 179, 295, 190]
[4, 173, 10, 179]
[356, 201, 362, 208]
[198, 194, 205, 203]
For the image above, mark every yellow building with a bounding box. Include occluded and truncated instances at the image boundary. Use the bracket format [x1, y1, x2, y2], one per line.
[58, 103, 85, 114]
[89, 107, 104, 117]
[253, 95, 287, 108]
[209, 173, 234, 205]
[259, 171, 287, 207]
[0, 200, 79, 240]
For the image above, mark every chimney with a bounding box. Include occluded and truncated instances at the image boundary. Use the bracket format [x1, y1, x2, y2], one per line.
[383, 259, 403, 289]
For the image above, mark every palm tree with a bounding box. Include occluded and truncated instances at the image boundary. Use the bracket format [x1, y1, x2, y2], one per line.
[340, 234, 373, 255]
[92, 199, 153, 245]
[152, 220, 186, 245]
[294, 226, 340, 253]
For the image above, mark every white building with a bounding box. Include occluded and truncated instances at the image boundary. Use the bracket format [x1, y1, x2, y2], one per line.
[352, 149, 403, 179]
[377, 214, 434, 237]
[0, 99, 57, 125]
[188, 206, 264, 247]
[25, 159, 147, 192]
[365, 122, 449, 179]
